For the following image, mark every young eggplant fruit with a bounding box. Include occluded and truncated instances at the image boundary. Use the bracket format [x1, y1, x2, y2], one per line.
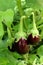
[8, 38, 29, 54]
[15, 38, 29, 54]
[15, 16, 30, 54]
[27, 33, 40, 45]
[8, 16, 29, 54]
[27, 12, 40, 45]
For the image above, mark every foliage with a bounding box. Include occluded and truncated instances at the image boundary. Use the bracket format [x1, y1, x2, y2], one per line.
[0, 0, 43, 65]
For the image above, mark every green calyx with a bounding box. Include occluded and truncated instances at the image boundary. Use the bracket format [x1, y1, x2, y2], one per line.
[15, 31, 26, 42]
[15, 16, 26, 42]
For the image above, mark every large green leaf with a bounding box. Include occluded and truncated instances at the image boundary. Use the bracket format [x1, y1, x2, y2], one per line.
[0, 0, 16, 11]
[25, 0, 43, 10]
[0, 49, 18, 65]
[3, 9, 14, 27]
[37, 45, 43, 56]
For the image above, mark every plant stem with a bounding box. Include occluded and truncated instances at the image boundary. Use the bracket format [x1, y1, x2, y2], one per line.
[19, 16, 26, 32]
[17, 0, 23, 16]
[32, 12, 37, 30]
[19, 17, 23, 32]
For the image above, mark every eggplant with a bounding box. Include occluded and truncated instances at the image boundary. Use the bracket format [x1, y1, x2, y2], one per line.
[8, 38, 29, 54]
[8, 16, 30, 54]
[27, 34, 40, 45]
[15, 38, 29, 54]
[27, 12, 40, 45]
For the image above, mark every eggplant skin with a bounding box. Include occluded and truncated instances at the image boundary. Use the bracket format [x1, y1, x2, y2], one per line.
[27, 34, 40, 45]
[15, 38, 29, 54]
[8, 38, 29, 54]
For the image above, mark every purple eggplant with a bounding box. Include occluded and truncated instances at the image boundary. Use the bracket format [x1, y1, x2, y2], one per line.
[8, 16, 30, 54]
[27, 34, 40, 45]
[27, 12, 40, 45]
[15, 38, 29, 54]
[8, 38, 29, 54]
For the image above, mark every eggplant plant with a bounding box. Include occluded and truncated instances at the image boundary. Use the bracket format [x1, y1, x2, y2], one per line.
[8, 16, 30, 54]
[0, 0, 43, 65]
[27, 12, 40, 45]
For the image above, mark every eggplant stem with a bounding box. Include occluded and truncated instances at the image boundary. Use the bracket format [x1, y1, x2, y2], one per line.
[19, 16, 26, 32]
[32, 12, 37, 30]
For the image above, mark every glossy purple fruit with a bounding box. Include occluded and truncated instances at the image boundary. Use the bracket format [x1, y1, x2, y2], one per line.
[27, 34, 40, 45]
[15, 38, 29, 54]
[8, 38, 29, 54]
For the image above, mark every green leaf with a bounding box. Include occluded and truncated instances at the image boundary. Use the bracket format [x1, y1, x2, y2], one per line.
[40, 56, 43, 63]
[37, 45, 43, 56]
[3, 9, 14, 27]
[25, 0, 42, 10]
[12, 52, 22, 59]
[0, 0, 16, 11]
[28, 54, 37, 65]
[0, 49, 18, 65]
[0, 40, 10, 49]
